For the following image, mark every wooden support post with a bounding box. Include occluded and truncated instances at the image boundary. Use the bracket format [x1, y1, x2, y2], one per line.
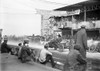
[70, 10, 74, 50]
[84, 6, 86, 21]
[41, 15, 43, 36]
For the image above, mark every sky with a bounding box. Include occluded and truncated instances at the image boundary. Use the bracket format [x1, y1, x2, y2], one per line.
[0, 0, 87, 36]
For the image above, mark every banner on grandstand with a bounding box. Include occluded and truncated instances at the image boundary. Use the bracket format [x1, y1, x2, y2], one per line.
[36, 9, 80, 17]
[67, 9, 80, 16]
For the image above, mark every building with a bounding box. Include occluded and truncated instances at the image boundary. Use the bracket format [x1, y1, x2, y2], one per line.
[37, 0, 100, 39]
[54, 0, 100, 28]
[54, 0, 100, 38]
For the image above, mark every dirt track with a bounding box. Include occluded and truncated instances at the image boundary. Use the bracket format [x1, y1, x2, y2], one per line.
[0, 53, 60, 71]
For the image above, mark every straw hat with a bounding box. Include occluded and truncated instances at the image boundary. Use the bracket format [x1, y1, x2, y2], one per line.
[78, 22, 87, 29]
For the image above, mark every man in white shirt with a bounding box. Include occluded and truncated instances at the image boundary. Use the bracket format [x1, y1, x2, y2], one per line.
[39, 44, 55, 68]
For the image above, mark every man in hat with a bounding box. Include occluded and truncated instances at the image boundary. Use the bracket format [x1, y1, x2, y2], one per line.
[74, 25, 88, 58]
[1, 37, 11, 53]
[62, 44, 87, 71]
[19, 39, 30, 61]
[19, 39, 35, 63]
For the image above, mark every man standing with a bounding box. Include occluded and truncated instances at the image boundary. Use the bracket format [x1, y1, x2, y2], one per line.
[74, 25, 88, 58]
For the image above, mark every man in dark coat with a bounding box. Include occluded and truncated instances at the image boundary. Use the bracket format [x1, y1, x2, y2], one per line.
[1, 39, 11, 53]
[20, 45, 31, 63]
[19, 39, 35, 63]
[74, 25, 88, 58]
[62, 44, 87, 71]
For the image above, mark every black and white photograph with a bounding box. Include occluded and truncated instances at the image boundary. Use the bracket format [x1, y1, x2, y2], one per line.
[0, 0, 100, 71]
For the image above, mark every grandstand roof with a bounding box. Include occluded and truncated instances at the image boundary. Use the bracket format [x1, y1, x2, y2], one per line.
[54, 0, 100, 11]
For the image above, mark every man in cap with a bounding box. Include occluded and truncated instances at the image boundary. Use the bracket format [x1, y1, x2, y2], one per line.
[74, 25, 88, 59]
